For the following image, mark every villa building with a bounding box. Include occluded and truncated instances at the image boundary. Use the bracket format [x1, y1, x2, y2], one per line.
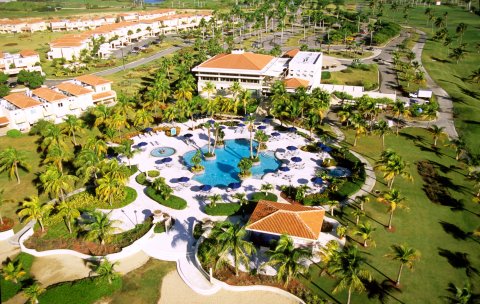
[0, 74, 116, 130]
[246, 200, 326, 246]
[192, 49, 323, 95]
[0, 50, 42, 75]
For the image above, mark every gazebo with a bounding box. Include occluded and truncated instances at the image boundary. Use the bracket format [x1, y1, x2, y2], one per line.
[246, 200, 325, 247]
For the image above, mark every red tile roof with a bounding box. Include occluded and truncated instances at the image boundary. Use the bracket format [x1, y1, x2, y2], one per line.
[75, 74, 112, 86]
[3, 93, 41, 109]
[0, 116, 9, 125]
[56, 82, 93, 96]
[283, 78, 310, 89]
[199, 52, 274, 71]
[92, 91, 116, 101]
[19, 50, 38, 57]
[32, 87, 67, 102]
[246, 200, 325, 240]
[284, 48, 300, 58]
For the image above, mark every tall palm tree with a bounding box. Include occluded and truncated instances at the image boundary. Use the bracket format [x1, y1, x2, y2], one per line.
[74, 148, 101, 182]
[113, 94, 135, 118]
[355, 195, 370, 211]
[456, 23, 468, 44]
[264, 234, 312, 286]
[375, 152, 412, 189]
[18, 196, 53, 232]
[232, 192, 248, 205]
[351, 208, 366, 225]
[328, 245, 372, 304]
[353, 221, 376, 247]
[375, 119, 391, 150]
[239, 90, 252, 115]
[43, 144, 72, 173]
[91, 259, 120, 284]
[23, 282, 46, 304]
[62, 114, 84, 146]
[40, 165, 77, 202]
[81, 210, 118, 245]
[56, 200, 80, 234]
[469, 68, 480, 84]
[385, 244, 420, 286]
[445, 282, 479, 304]
[101, 159, 130, 183]
[202, 81, 216, 100]
[246, 115, 256, 159]
[96, 175, 125, 207]
[1, 260, 26, 283]
[428, 125, 446, 147]
[208, 193, 222, 207]
[0, 147, 31, 184]
[260, 183, 273, 195]
[92, 104, 112, 127]
[209, 221, 256, 276]
[447, 139, 467, 161]
[378, 188, 408, 229]
[254, 130, 269, 158]
[325, 200, 340, 217]
[119, 140, 138, 168]
[133, 109, 154, 130]
[85, 137, 107, 157]
[41, 124, 67, 152]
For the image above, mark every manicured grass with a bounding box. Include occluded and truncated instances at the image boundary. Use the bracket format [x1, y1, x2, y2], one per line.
[373, 4, 480, 154]
[306, 127, 480, 303]
[0, 253, 35, 302]
[39, 277, 122, 304]
[250, 192, 278, 202]
[109, 259, 176, 304]
[323, 64, 379, 90]
[145, 186, 187, 210]
[135, 172, 149, 186]
[204, 202, 241, 216]
[0, 31, 80, 54]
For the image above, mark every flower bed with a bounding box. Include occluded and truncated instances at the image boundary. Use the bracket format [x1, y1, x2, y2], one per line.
[0, 217, 14, 232]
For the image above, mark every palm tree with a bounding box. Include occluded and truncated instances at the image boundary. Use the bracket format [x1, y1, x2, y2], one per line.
[469, 68, 480, 83]
[351, 208, 365, 225]
[328, 245, 372, 304]
[23, 282, 46, 304]
[96, 175, 125, 207]
[456, 23, 468, 44]
[449, 46, 467, 64]
[428, 125, 446, 146]
[246, 115, 256, 159]
[43, 144, 72, 173]
[237, 158, 253, 178]
[133, 109, 154, 130]
[355, 195, 370, 211]
[40, 165, 77, 202]
[264, 234, 312, 286]
[232, 192, 248, 205]
[386, 244, 420, 286]
[445, 282, 480, 304]
[118, 140, 138, 168]
[202, 81, 216, 100]
[325, 200, 340, 217]
[92, 104, 111, 127]
[56, 200, 80, 234]
[85, 137, 108, 157]
[18, 196, 53, 232]
[101, 159, 130, 183]
[260, 183, 273, 196]
[41, 124, 67, 152]
[239, 90, 252, 115]
[447, 139, 467, 161]
[375, 152, 412, 189]
[0, 147, 31, 184]
[62, 114, 84, 146]
[1, 260, 26, 283]
[92, 259, 120, 284]
[375, 119, 391, 150]
[209, 221, 256, 276]
[378, 188, 408, 229]
[254, 130, 269, 158]
[74, 148, 101, 183]
[0, 189, 13, 225]
[353, 221, 376, 247]
[81, 210, 118, 245]
[208, 193, 222, 207]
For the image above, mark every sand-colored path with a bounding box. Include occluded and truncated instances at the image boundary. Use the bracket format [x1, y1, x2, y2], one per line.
[0, 241, 20, 264]
[158, 271, 299, 304]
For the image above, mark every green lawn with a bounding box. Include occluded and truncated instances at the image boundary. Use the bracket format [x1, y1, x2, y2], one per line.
[0, 253, 35, 302]
[145, 186, 187, 210]
[372, 4, 480, 154]
[204, 202, 241, 216]
[306, 127, 480, 303]
[323, 64, 379, 90]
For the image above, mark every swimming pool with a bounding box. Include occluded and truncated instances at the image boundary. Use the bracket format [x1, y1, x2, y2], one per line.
[150, 147, 176, 158]
[328, 167, 351, 178]
[183, 139, 281, 187]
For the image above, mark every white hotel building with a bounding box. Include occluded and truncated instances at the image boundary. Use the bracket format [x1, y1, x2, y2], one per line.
[192, 49, 324, 95]
[0, 74, 116, 130]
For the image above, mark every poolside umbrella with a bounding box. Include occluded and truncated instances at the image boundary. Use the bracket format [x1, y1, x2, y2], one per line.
[155, 159, 164, 164]
[288, 127, 297, 132]
[138, 142, 148, 147]
[311, 177, 323, 184]
[279, 166, 290, 172]
[200, 184, 212, 191]
[291, 156, 302, 163]
[178, 177, 190, 183]
[237, 123, 245, 127]
[323, 146, 332, 152]
[162, 157, 172, 163]
[184, 133, 193, 138]
[257, 125, 267, 130]
[262, 118, 271, 123]
[317, 142, 325, 148]
[286, 146, 297, 151]
[271, 132, 280, 137]
[220, 125, 226, 129]
[229, 182, 241, 189]
[144, 127, 153, 132]
[207, 119, 215, 124]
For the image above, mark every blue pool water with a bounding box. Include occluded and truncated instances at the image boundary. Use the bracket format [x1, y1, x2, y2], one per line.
[151, 147, 176, 157]
[183, 139, 281, 187]
[328, 167, 351, 178]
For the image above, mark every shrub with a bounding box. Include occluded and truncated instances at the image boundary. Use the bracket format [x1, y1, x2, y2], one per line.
[135, 172, 148, 185]
[204, 203, 241, 216]
[322, 158, 336, 167]
[111, 219, 152, 247]
[6, 129, 22, 138]
[154, 222, 166, 233]
[251, 192, 278, 202]
[193, 223, 204, 239]
[321, 71, 331, 79]
[147, 170, 160, 178]
[1, 253, 34, 302]
[145, 186, 187, 210]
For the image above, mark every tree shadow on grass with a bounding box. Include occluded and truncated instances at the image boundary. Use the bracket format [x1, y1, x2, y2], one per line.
[439, 221, 480, 244]
[430, 56, 450, 64]
[399, 132, 427, 145]
[364, 279, 404, 304]
[414, 143, 445, 158]
[438, 248, 480, 278]
[300, 274, 341, 304]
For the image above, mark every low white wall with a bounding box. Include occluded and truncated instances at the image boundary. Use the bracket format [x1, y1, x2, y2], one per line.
[19, 223, 155, 262]
[0, 229, 14, 241]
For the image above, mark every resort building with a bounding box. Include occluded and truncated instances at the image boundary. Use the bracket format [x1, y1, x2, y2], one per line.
[0, 74, 116, 130]
[192, 49, 323, 95]
[0, 50, 42, 75]
[246, 200, 326, 246]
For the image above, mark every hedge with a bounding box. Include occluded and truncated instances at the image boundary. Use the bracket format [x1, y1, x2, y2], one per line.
[145, 186, 187, 210]
[204, 203, 241, 216]
[6, 129, 22, 138]
[0, 253, 34, 302]
[135, 172, 149, 186]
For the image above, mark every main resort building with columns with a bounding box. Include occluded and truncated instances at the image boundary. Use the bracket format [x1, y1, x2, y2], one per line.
[192, 49, 324, 95]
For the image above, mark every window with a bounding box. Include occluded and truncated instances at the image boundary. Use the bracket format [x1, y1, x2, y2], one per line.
[58, 103, 63, 107]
